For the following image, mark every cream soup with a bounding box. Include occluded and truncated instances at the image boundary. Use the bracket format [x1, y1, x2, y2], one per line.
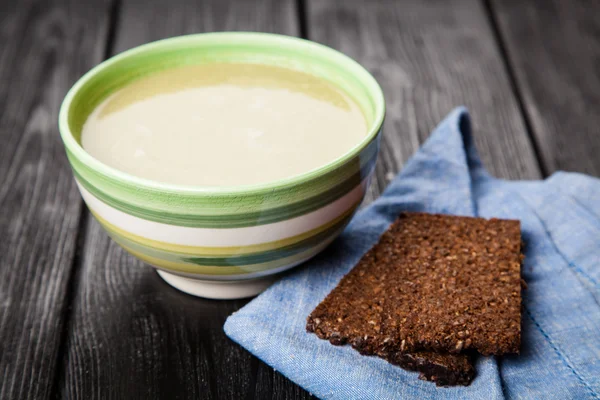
[81, 63, 367, 186]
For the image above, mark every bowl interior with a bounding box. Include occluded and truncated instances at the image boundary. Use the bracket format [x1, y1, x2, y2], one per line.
[59, 32, 385, 194]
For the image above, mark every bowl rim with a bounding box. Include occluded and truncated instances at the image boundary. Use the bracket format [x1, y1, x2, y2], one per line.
[59, 32, 385, 196]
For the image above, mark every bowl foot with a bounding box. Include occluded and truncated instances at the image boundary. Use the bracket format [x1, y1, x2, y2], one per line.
[156, 270, 276, 299]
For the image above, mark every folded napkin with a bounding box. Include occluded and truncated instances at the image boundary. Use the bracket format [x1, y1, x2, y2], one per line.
[224, 108, 600, 399]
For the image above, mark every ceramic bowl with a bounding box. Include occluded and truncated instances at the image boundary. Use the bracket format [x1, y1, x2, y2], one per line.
[59, 32, 385, 299]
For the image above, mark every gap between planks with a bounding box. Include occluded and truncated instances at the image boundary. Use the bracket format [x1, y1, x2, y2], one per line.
[49, 0, 123, 398]
[482, 0, 548, 177]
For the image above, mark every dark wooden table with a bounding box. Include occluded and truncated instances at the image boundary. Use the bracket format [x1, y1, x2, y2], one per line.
[1, 0, 599, 398]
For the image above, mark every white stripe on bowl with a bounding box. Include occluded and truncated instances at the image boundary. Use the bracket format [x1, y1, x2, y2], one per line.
[76, 179, 367, 247]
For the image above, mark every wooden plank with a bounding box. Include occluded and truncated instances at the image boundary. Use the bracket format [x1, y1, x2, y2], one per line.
[307, 0, 542, 206]
[490, 0, 600, 176]
[111, 0, 299, 50]
[58, 1, 313, 399]
[0, 0, 110, 399]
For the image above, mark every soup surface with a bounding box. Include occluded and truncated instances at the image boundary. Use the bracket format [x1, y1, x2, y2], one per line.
[81, 63, 367, 186]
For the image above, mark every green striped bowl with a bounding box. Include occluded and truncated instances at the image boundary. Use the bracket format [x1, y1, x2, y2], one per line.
[59, 32, 385, 299]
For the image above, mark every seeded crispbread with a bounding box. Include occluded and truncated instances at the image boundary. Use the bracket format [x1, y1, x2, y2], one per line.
[307, 212, 522, 385]
[306, 244, 475, 386]
[385, 350, 475, 386]
[308, 212, 522, 356]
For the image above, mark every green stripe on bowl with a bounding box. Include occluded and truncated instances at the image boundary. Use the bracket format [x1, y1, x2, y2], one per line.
[118, 229, 341, 276]
[89, 199, 358, 256]
[74, 136, 378, 228]
[106, 211, 351, 267]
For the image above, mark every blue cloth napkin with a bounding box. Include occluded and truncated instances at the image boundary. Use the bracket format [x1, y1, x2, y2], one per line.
[224, 108, 600, 399]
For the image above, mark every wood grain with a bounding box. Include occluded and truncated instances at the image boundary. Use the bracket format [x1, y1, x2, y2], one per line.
[58, 0, 313, 399]
[0, 0, 110, 399]
[111, 0, 299, 51]
[490, 0, 600, 176]
[307, 0, 543, 206]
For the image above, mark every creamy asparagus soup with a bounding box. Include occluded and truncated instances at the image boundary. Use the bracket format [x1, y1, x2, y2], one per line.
[81, 63, 367, 186]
